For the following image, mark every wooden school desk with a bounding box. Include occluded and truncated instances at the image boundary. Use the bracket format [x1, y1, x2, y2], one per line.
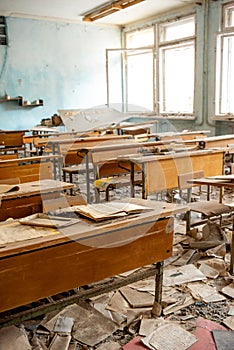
[118, 149, 225, 198]
[0, 179, 74, 221]
[149, 130, 210, 142]
[0, 129, 28, 156]
[182, 134, 234, 149]
[0, 155, 62, 182]
[0, 200, 186, 315]
[61, 139, 178, 202]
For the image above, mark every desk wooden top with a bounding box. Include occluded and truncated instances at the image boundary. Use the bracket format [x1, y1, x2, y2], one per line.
[0, 154, 62, 166]
[0, 130, 29, 134]
[188, 175, 234, 188]
[182, 134, 234, 144]
[65, 139, 175, 153]
[38, 134, 132, 146]
[0, 200, 187, 258]
[117, 148, 225, 164]
[0, 179, 74, 200]
[149, 130, 210, 139]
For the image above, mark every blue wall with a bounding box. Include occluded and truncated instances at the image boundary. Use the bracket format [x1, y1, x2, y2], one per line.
[0, 17, 121, 130]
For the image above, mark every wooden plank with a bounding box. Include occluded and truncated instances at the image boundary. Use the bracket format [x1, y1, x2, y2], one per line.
[0, 131, 24, 147]
[0, 217, 172, 312]
[0, 162, 53, 183]
[97, 160, 141, 178]
[92, 146, 139, 165]
[231, 164, 234, 174]
[0, 179, 74, 221]
[0, 154, 18, 160]
[64, 150, 86, 166]
[0, 192, 61, 221]
[59, 138, 134, 156]
[0, 155, 60, 167]
[183, 134, 234, 148]
[0, 202, 43, 221]
[178, 170, 204, 190]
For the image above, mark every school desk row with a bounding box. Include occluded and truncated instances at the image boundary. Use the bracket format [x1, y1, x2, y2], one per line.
[21, 129, 211, 156]
[0, 136, 230, 205]
[75, 146, 226, 202]
[36, 133, 226, 203]
[0, 126, 233, 155]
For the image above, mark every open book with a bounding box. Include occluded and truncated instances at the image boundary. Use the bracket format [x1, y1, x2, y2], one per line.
[70, 202, 152, 221]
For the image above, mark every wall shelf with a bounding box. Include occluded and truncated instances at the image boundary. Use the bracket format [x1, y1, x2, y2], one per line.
[0, 95, 43, 107]
[0, 96, 22, 103]
[19, 98, 44, 107]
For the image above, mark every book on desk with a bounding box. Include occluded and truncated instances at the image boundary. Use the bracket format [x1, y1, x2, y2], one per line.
[54, 201, 153, 222]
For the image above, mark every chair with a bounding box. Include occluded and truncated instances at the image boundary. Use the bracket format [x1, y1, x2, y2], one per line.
[93, 159, 142, 202]
[178, 170, 233, 234]
[178, 170, 205, 203]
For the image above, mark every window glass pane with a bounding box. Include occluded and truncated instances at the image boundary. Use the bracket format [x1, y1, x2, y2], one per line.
[126, 51, 154, 111]
[160, 17, 195, 42]
[126, 27, 154, 48]
[160, 43, 194, 113]
[224, 5, 234, 28]
[106, 51, 123, 112]
[220, 36, 234, 113]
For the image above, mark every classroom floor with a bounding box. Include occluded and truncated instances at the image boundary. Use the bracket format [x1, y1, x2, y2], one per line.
[0, 177, 233, 349]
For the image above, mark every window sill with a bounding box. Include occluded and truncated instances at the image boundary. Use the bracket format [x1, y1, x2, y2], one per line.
[212, 115, 234, 122]
[157, 115, 195, 120]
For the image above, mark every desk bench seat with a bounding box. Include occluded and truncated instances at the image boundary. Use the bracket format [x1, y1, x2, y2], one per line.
[0, 155, 62, 183]
[62, 163, 94, 195]
[0, 146, 26, 154]
[94, 173, 142, 201]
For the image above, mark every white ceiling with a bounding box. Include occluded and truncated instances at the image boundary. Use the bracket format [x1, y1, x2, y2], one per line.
[0, 0, 196, 26]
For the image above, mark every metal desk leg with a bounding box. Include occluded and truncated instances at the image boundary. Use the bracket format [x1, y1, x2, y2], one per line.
[69, 173, 74, 196]
[142, 163, 146, 199]
[219, 187, 224, 203]
[207, 185, 210, 201]
[85, 153, 91, 203]
[130, 162, 135, 198]
[230, 214, 234, 274]
[56, 156, 62, 181]
[151, 261, 163, 317]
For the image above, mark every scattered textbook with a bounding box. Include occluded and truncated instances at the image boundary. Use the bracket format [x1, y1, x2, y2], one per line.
[70, 201, 153, 221]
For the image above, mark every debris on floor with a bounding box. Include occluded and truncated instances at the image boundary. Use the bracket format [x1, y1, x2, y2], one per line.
[0, 198, 234, 349]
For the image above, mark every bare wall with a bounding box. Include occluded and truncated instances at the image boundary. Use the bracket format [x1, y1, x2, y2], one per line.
[0, 17, 121, 130]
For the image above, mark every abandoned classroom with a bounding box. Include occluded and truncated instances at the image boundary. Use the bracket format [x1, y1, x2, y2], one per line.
[0, 1, 234, 349]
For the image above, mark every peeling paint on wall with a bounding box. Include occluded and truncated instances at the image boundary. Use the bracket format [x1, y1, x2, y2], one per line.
[0, 17, 121, 130]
